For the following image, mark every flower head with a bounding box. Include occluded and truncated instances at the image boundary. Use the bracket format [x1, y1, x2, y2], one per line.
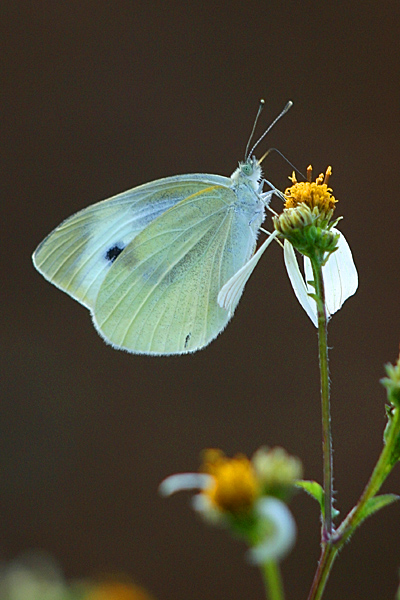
[159, 447, 299, 564]
[273, 167, 340, 260]
[284, 166, 337, 214]
[200, 449, 258, 513]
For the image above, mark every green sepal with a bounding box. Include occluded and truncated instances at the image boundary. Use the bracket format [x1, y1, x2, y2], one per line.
[225, 510, 259, 541]
[295, 480, 339, 520]
[226, 509, 276, 550]
[330, 215, 343, 229]
[292, 226, 339, 261]
[321, 244, 339, 267]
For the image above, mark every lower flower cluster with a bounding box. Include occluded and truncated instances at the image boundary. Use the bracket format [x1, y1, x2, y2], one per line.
[0, 551, 156, 600]
[160, 446, 302, 564]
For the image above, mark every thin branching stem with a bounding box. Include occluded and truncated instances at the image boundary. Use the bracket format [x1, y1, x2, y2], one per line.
[307, 542, 337, 600]
[307, 363, 400, 598]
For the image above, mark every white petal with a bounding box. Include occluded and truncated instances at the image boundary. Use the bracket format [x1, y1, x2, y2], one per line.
[218, 231, 279, 314]
[191, 493, 213, 513]
[246, 498, 297, 564]
[283, 240, 318, 326]
[158, 473, 213, 497]
[191, 494, 224, 524]
[304, 229, 358, 318]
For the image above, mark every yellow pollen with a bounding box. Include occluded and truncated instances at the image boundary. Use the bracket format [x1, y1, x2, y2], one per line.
[200, 449, 258, 513]
[284, 166, 337, 213]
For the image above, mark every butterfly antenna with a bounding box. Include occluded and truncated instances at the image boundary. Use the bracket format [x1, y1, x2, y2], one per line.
[258, 147, 307, 180]
[248, 101, 293, 159]
[244, 99, 266, 160]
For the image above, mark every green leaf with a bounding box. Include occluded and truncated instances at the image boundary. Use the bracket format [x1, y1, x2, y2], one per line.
[295, 479, 324, 506]
[295, 480, 340, 519]
[354, 494, 400, 530]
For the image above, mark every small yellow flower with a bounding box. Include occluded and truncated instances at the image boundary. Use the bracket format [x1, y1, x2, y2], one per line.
[200, 449, 259, 513]
[83, 581, 156, 600]
[284, 166, 337, 214]
[160, 447, 298, 563]
[274, 166, 338, 245]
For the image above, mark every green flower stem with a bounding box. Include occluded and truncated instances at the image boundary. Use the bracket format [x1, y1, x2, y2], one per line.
[261, 560, 285, 600]
[307, 542, 337, 600]
[311, 258, 333, 538]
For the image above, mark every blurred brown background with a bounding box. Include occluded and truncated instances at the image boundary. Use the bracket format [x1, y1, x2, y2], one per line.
[1, 1, 400, 599]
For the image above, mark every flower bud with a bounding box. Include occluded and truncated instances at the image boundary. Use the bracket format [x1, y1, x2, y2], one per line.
[252, 447, 303, 500]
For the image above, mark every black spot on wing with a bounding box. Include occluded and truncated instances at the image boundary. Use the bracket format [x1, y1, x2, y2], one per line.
[184, 333, 191, 348]
[105, 243, 125, 264]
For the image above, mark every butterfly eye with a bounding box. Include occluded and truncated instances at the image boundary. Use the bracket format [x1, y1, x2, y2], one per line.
[240, 162, 253, 176]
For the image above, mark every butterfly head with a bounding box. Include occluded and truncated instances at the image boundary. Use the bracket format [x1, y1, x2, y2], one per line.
[231, 156, 262, 190]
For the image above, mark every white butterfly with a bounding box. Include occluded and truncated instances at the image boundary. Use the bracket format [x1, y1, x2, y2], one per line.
[33, 103, 291, 355]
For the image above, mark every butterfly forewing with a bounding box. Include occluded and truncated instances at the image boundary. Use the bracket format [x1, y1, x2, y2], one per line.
[93, 184, 260, 354]
[33, 175, 230, 309]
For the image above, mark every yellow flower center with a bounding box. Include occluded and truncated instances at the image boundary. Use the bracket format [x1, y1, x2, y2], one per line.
[284, 166, 337, 214]
[201, 449, 258, 513]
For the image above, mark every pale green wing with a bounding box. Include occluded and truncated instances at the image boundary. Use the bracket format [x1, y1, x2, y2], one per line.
[32, 174, 230, 309]
[93, 185, 258, 355]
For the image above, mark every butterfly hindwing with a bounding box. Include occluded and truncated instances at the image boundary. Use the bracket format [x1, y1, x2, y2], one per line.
[93, 184, 259, 354]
